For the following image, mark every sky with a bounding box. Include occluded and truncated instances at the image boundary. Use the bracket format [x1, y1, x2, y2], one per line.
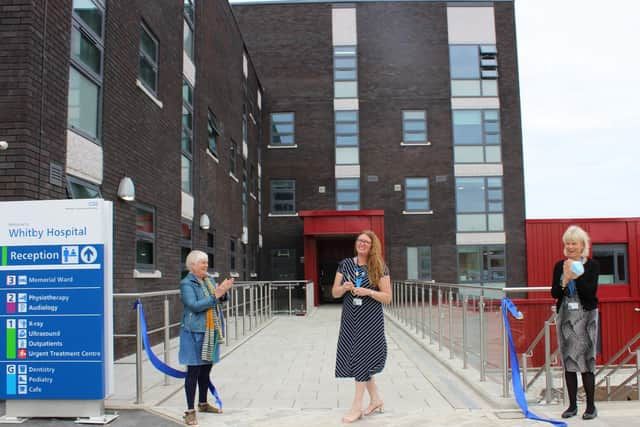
[231, 0, 640, 219]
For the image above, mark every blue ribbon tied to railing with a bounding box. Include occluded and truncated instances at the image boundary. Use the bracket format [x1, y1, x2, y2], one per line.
[500, 297, 566, 427]
[133, 300, 222, 409]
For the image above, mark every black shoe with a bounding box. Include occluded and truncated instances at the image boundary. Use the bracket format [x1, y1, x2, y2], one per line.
[582, 407, 597, 420]
[561, 407, 578, 418]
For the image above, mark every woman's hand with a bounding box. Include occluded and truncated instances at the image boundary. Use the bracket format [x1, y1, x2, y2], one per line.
[562, 259, 576, 286]
[351, 287, 372, 297]
[342, 281, 355, 294]
[215, 278, 234, 299]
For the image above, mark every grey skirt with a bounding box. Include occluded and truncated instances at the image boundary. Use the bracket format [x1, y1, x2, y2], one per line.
[556, 304, 598, 373]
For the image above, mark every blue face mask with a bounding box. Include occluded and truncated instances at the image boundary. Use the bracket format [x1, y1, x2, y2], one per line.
[571, 260, 584, 276]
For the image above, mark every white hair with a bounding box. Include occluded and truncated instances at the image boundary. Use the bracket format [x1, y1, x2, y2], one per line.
[185, 250, 208, 271]
[562, 225, 590, 257]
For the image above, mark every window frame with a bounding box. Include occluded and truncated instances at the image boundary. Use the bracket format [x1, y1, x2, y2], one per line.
[404, 177, 430, 212]
[457, 245, 506, 283]
[333, 45, 358, 99]
[402, 110, 428, 144]
[455, 177, 504, 232]
[207, 109, 221, 156]
[407, 246, 432, 280]
[230, 140, 238, 177]
[135, 204, 156, 270]
[335, 110, 359, 165]
[449, 44, 499, 97]
[206, 230, 215, 272]
[183, 0, 195, 61]
[181, 79, 194, 193]
[68, 0, 105, 143]
[270, 112, 295, 147]
[453, 109, 501, 163]
[66, 175, 102, 199]
[336, 177, 360, 211]
[593, 244, 628, 285]
[270, 179, 296, 214]
[139, 22, 160, 95]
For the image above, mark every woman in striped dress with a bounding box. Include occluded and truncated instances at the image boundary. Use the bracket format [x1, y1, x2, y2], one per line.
[332, 230, 392, 423]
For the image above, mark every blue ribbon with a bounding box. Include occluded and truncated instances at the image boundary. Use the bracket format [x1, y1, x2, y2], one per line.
[133, 300, 223, 409]
[501, 298, 566, 427]
[354, 266, 363, 288]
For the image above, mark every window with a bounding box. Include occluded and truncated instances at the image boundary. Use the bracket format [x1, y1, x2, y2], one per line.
[334, 46, 357, 98]
[242, 159, 248, 225]
[242, 105, 248, 143]
[270, 112, 294, 146]
[270, 248, 296, 280]
[456, 177, 503, 232]
[183, 0, 194, 60]
[66, 175, 102, 199]
[230, 140, 237, 176]
[407, 246, 431, 280]
[207, 110, 220, 156]
[449, 45, 498, 97]
[336, 178, 359, 210]
[139, 23, 159, 95]
[270, 180, 295, 214]
[453, 110, 501, 163]
[335, 110, 359, 164]
[181, 80, 193, 193]
[68, 0, 105, 142]
[180, 221, 192, 279]
[458, 246, 505, 282]
[230, 238, 236, 271]
[135, 205, 156, 269]
[593, 244, 628, 284]
[206, 231, 215, 270]
[405, 178, 430, 212]
[402, 110, 427, 144]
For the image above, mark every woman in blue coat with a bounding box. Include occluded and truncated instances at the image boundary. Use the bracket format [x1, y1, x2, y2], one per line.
[179, 250, 234, 425]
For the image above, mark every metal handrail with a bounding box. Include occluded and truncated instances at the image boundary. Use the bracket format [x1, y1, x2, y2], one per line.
[112, 280, 313, 404]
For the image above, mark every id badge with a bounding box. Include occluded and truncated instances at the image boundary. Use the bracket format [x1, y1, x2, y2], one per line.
[567, 301, 580, 311]
[353, 297, 363, 306]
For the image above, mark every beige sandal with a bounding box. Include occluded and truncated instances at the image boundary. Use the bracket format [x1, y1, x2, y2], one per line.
[198, 402, 222, 414]
[183, 409, 197, 425]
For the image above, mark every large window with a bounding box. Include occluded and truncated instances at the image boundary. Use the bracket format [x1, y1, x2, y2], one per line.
[335, 110, 359, 165]
[458, 246, 505, 283]
[453, 110, 501, 163]
[593, 244, 628, 285]
[456, 177, 503, 232]
[270, 249, 296, 280]
[66, 175, 101, 199]
[207, 110, 220, 156]
[402, 110, 428, 144]
[139, 23, 159, 95]
[181, 80, 193, 193]
[68, 0, 105, 142]
[183, 0, 194, 60]
[405, 177, 430, 212]
[230, 238, 236, 272]
[336, 178, 359, 210]
[449, 45, 498, 97]
[180, 221, 192, 279]
[270, 180, 295, 214]
[270, 112, 295, 146]
[135, 205, 156, 270]
[230, 140, 237, 176]
[407, 246, 431, 280]
[206, 231, 215, 271]
[334, 46, 357, 98]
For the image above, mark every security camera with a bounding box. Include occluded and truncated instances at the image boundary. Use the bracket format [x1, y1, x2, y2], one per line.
[0, 141, 8, 150]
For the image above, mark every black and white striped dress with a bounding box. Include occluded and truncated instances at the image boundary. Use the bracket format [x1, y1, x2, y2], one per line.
[335, 257, 388, 382]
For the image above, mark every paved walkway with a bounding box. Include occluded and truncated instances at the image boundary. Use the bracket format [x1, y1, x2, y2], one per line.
[140, 306, 639, 426]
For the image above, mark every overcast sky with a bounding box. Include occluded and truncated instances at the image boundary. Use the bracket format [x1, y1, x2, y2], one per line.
[231, 0, 640, 220]
[516, 0, 640, 219]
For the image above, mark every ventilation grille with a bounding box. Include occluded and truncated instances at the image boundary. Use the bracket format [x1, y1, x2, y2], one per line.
[49, 162, 64, 187]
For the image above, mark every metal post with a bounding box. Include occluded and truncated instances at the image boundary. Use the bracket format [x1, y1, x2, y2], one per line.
[605, 376, 611, 401]
[224, 294, 230, 346]
[421, 285, 426, 339]
[448, 289, 454, 359]
[521, 354, 527, 392]
[462, 294, 468, 368]
[437, 288, 442, 351]
[234, 287, 239, 340]
[288, 285, 293, 316]
[249, 286, 254, 330]
[502, 306, 509, 397]
[163, 297, 170, 386]
[544, 320, 552, 404]
[428, 287, 433, 344]
[479, 295, 486, 381]
[636, 350, 640, 401]
[242, 286, 247, 336]
[135, 303, 144, 404]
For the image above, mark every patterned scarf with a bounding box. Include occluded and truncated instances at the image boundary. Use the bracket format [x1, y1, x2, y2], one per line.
[200, 276, 224, 362]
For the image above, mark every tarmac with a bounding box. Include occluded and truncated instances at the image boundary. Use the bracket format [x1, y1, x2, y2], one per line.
[2, 305, 639, 426]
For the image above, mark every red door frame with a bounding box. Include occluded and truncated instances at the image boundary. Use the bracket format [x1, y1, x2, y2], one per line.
[299, 210, 385, 306]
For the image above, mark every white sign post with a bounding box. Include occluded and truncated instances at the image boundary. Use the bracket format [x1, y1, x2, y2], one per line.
[0, 199, 116, 424]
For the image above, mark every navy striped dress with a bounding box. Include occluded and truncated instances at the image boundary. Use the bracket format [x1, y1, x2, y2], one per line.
[335, 257, 388, 382]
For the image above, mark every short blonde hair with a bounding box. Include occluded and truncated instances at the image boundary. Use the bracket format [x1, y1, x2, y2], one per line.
[562, 225, 590, 257]
[185, 250, 208, 271]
